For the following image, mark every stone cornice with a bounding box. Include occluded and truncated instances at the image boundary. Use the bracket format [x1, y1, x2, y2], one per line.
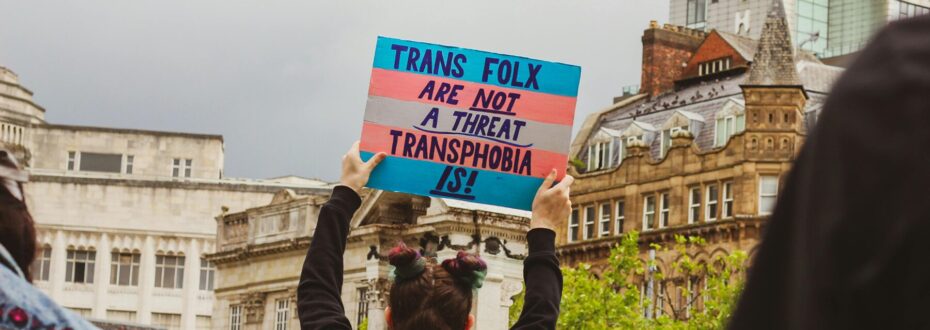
[207, 236, 311, 264]
[557, 217, 764, 260]
[29, 174, 331, 195]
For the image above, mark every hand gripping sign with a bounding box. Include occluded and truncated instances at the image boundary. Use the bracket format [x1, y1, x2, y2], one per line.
[360, 36, 580, 210]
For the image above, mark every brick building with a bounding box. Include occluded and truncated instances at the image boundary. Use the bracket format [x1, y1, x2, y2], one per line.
[558, 1, 842, 318]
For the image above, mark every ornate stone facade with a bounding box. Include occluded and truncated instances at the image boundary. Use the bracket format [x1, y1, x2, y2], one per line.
[208, 189, 532, 330]
[1, 64, 332, 329]
[559, 2, 839, 319]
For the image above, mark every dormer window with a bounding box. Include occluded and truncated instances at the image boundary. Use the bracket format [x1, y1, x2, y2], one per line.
[715, 98, 746, 147]
[587, 141, 611, 171]
[660, 110, 704, 157]
[698, 58, 731, 76]
[586, 128, 620, 172]
[661, 126, 688, 156]
[619, 135, 642, 162]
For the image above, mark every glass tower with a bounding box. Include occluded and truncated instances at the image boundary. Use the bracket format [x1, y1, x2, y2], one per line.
[669, 0, 930, 59]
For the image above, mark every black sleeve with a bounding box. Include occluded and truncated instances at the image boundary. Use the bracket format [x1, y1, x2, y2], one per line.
[297, 185, 360, 330]
[510, 228, 562, 330]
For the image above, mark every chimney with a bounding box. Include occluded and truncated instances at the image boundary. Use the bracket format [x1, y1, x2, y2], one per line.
[640, 23, 705, 98]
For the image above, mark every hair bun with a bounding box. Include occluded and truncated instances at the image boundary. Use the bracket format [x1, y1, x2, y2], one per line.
[441, 251, 488, 289]
[388, 243, 426, 282]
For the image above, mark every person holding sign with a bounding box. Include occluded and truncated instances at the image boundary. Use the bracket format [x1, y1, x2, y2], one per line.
[297, 142, 572, 330]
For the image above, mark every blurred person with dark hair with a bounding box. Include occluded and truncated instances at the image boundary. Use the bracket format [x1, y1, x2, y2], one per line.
[729, 15, 930, 330]
[297, 142, 571, 330]
[0, 149, 98, 329]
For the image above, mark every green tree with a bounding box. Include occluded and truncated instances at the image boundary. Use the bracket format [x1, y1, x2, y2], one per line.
[509, 231, 748, 329]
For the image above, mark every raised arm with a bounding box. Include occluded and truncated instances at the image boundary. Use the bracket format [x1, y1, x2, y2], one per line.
[297, 142, 385, 330]
[511, 170, 573, 330]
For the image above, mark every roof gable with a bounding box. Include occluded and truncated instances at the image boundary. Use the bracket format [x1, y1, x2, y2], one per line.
[681, 31, 752, 79]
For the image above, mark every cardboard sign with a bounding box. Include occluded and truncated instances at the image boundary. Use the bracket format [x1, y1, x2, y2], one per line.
[360, 36, 580, 210]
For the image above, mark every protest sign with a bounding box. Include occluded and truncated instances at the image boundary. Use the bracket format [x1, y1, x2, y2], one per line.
[360, 36, 580, 210]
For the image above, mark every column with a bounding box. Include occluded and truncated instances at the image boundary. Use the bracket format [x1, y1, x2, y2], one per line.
[181, 239, 201, 330]
[139, 235, 156, 324]
[49, 230, 68, 301]
[475, 253, 506, 330]
[365, 259, 387, 330]
[93, 233, 112, 319]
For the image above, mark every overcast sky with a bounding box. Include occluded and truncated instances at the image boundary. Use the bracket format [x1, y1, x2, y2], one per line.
[0, 1, 669, 181]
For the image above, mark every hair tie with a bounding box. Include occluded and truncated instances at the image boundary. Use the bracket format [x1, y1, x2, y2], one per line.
[441, 251, 488, 290]
[469, 269, 488, 290]
[390, 256, 426, 282]
[388, 243, 427, 282]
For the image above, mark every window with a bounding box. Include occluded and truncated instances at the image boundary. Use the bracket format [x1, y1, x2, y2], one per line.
[200, 258, 215, 290]
[587, 141, 611, 171]
[125, 155, 134, 174]
[229, 305, 243, 330]
[196, 316, 212, 330]
[686, 0, 707, 29]
[152, 313, 182, 330]
[173, 158, 193, 178]
[715, 114, 745, 147]
[110, 251, 140, 286]
[583, 206, 596, 239]
[357, 288, 369, 327]
[107, 310, 136, 322]
[615, 200, 625, 235]
[275, 299, 290, 330]
[659, 193, 670, 228]
[69, 308, 92, 317]
[155, 254, 185, 289]
[620, 135, 642, 161]
[661, 126, 688, 156]
[599, 203, 611, 237]
[79, 152, 123, 173]
[66, 249, 96, 283]
[643, 196, 656, 230]
[723, 182, 734, 218]
[759, 176, 779, 215]
[698, 58, 730, 76]
[706, 185, 719, 221]
[568, 209, 579, 242]
[688, 187, 701, 224]
[31, 245, 51, 282]
[67, 151, 76, 171]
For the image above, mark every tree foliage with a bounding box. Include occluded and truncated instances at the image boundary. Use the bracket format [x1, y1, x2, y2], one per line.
[509, 231, 748, 329]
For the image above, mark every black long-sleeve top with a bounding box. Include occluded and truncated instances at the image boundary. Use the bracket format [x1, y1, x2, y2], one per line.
[297, 185, 563, 329]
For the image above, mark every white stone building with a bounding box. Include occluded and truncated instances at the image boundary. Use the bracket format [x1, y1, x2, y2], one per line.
[1, 65, 332, 329]
[207, 190, 530, 330]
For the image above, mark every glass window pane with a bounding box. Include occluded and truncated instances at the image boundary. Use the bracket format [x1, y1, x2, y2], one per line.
[119, 264, 130, 285]
[132, 265, 140, 286]
[75, 263, 86, 282]
[66, 261, 73, 282]
[762, 177, 778, 193]
[164, 268, 175, 288]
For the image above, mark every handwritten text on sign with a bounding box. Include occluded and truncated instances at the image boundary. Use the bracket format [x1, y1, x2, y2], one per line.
[360, 37, 580, 210]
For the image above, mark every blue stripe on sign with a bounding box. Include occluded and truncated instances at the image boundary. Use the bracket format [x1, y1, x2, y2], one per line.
[372, 36, 581, 97]
[361, 151, 541, 211]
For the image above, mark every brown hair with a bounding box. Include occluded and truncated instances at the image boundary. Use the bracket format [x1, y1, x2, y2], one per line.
[387, 244, 487, 330]
[0, 150, 35, 282]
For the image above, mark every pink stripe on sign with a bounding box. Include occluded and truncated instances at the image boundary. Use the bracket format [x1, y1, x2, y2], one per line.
[368, 68, 577, 126]
[361, 122, 567, 180]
